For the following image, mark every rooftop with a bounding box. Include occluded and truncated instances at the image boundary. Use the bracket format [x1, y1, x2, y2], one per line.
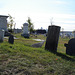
[0, 15, 9, 18]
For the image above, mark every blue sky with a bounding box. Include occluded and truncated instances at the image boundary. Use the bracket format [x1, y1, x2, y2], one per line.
[0, 0, 75, 31]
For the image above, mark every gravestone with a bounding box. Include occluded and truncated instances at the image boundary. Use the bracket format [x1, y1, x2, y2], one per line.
[0, 15, 8, 31]
[73, 31, 75, 38]
[0, 15, 11, 36]
[0, 29, 4, 42]
[8, 35, 14, 44]
[21, 23, 30, 38]
[31, 41, 45, 48]
[45, 25, 61, 52]
[64, 38, 75, 56]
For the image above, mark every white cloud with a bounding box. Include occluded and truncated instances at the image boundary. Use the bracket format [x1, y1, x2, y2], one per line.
[0, 9, 75, 31]
[50, 0, 67, 5]
[11, 13, 75, 31]
[55, 1, 67, 4]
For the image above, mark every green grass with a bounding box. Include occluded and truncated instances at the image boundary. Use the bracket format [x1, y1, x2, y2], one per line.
[0, 33, 75, 75]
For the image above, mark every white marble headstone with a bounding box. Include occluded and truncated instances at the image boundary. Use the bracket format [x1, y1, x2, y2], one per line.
[23, 23, 29, 34]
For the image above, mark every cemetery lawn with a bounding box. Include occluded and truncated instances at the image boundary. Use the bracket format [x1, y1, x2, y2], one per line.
[0, 33, 75, 75]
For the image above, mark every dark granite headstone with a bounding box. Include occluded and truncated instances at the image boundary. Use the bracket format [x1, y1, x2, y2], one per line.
[8, 35, 14, 44]
[64, 38, 75, 56]
[4, 31, 11, 36]
[21, 34, 30, 38]
[45, 25, 61, 52]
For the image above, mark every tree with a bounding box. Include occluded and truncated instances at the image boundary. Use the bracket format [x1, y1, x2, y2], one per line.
[27, 17, 34, 33]
[7, 14, 15, 32]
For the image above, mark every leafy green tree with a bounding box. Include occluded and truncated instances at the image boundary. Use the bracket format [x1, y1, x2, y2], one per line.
[27, 17, 34, 33]
[7, 14, 15, 32]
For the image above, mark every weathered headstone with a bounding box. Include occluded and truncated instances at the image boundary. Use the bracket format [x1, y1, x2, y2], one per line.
[0, 29, 4, 42]
[45, 25, 61, 52]
[8, 35, 14, 44]
[21, 23, 30, 38]
[0, 15, 11, 36]
[0, 15, 8, 31]
[73, 31, 75, 38]
[31, 41, 45, 48]
[64, 38, 75, 56]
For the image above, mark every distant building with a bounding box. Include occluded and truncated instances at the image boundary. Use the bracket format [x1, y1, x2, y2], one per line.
[14, 29, 22, 33]
[36, 29, 46, 34]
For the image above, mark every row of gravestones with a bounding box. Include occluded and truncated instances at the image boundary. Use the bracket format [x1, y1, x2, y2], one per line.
[0, 23, 29, 43]
[0, 15, 74, 56]
[9, 25, 75, 56]
[0, 25, 75, 56]
[0, 15, 29, 42]
[0, 33, 14, 44]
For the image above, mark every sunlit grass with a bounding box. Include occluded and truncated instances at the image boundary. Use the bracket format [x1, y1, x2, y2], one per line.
[0, 34, 75, 75]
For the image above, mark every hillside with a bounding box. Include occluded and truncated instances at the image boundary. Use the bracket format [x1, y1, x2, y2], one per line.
[0, 33, 75, 75]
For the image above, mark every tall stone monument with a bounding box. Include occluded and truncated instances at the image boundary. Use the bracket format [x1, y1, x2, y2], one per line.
[0, 15, 8, 31]
[0, 15, 9, 42]
[21, 23, 30, 38]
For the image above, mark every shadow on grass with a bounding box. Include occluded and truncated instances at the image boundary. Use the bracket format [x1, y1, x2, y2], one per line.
[47, 50, 75, 61]
[55, 52, 75, 61]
